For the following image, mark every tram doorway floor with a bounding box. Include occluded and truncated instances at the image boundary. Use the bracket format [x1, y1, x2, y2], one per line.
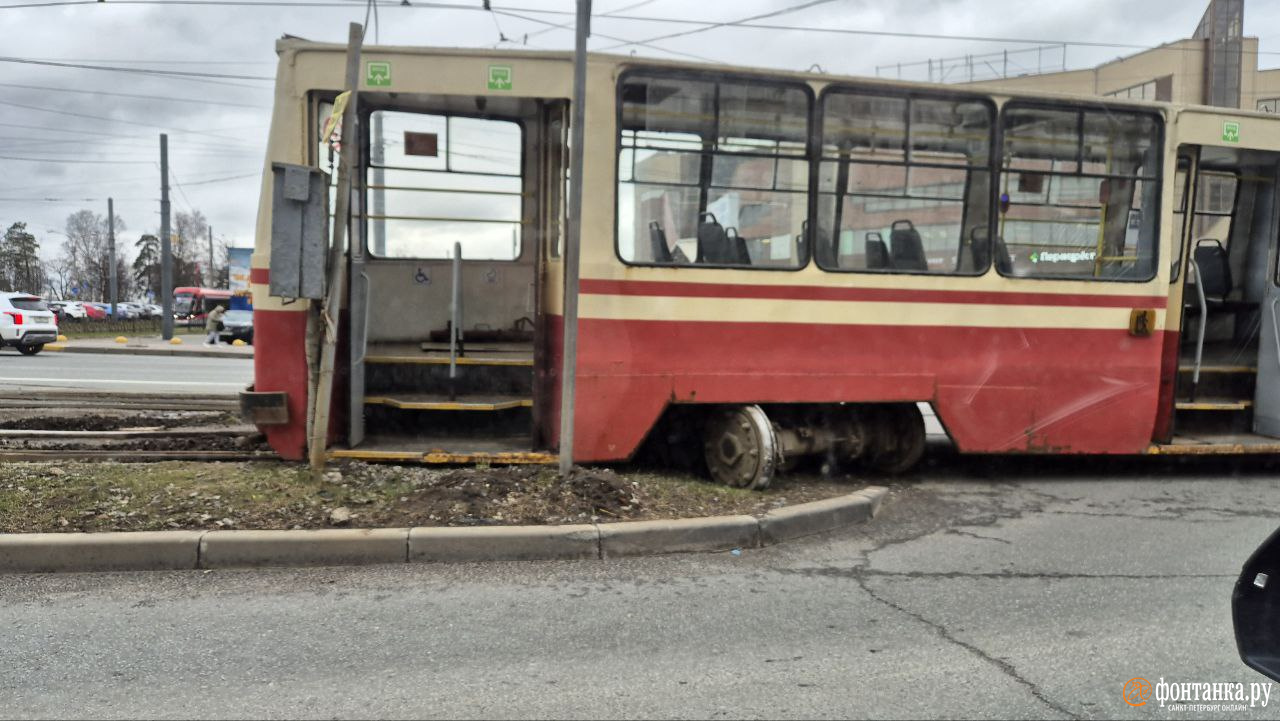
[345, 340, 544, 463]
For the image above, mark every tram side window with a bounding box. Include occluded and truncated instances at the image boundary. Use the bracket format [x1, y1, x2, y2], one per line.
[616, 73, 810, 268]
[366, 110, 523, 260]
[999, 105, 1162, 281]
[816, 90, 994, 275]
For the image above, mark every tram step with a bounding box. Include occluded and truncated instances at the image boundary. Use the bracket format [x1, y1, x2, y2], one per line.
[364, 362, 533, 396]
[1176, 365, 1256, 399]
[364, 393, 533, 411]
[1173, 396, 1254, 435]
[1175, 398, 1253, 411]
[366, 351, 533, 368]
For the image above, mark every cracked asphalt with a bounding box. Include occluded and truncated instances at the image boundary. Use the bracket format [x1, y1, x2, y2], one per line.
[4, 447, 1280, 719]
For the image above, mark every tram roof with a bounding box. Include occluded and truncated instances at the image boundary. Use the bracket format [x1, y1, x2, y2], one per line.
[274, 36, 1280, 126]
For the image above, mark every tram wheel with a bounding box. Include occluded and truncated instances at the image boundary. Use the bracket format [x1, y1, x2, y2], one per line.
[703, 405, 777, 490]
[862, 404, 926, 475]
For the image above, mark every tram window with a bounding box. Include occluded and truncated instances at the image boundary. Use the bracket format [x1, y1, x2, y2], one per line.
[615, 73, 810, 269]
[365, 110, 523, 260]
[998, 104, 1162, 281]
[816, 90, 994, 275]
[1189, 172, 1238, 251]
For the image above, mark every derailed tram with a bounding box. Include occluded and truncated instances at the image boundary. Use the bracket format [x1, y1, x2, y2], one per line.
[243, 37, 1280, 488]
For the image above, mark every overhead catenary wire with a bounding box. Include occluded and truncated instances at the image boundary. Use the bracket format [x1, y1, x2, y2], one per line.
[0, 81, 269, 109]
[592, 0, 840, 53]
[4, 0, 1278, 58]
[0, 99, 265, 143]
[520, 0, 656, 42]
[0, 56, 275, 88]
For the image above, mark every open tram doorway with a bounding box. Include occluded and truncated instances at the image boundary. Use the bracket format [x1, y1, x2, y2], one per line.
[1170, 143, 1280, 445]
[339, 95, 568, 461]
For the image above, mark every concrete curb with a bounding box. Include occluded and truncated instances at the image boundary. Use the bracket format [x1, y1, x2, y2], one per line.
[44, 344, 253, 360]
[760, 487, 888, 545]
[0, 487, 888, 573]
[201, 528, 409, 568]
[599, 515, 759, 557]
[410, 525, 599, 563]
[0, 531, 203, 573]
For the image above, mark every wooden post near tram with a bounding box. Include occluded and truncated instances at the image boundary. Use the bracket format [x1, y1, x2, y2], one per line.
[558, 0, 592, 477]
[309, 22, 363, 470]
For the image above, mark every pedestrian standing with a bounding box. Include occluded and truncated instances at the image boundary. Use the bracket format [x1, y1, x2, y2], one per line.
[204, 304, 227, 346]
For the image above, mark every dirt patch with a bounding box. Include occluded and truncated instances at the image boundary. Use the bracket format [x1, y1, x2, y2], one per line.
[0, 410, 237, 432]
[0, 460, 866, 533]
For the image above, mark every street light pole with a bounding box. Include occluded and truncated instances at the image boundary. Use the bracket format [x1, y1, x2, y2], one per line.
[107, 197, 117, 319]
[160, 134, 174, 340]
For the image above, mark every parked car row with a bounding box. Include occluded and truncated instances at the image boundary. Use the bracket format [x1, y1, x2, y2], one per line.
[47, 300, 164, 322]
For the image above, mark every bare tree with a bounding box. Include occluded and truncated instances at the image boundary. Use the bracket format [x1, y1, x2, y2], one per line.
[59, 209, 126, 301]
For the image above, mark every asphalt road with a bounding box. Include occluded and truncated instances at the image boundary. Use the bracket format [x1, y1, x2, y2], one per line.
[4, 451, 1280, 719]
[0, 349, 251, 395]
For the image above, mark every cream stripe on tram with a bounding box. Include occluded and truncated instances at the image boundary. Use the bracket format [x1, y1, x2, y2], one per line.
[580, 294, 1168, 331]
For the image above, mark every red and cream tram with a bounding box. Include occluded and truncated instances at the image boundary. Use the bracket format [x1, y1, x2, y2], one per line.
[243, 38, 1280, 488]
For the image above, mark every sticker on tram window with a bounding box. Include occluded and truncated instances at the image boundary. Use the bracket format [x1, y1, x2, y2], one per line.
[1223, 121, 1241, 144]
[488, 65, 513, 91]
[366, 61, 391, 87]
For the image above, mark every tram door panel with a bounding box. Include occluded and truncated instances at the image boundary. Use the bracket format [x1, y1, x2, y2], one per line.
[351, 101, 550, 451]
[1253, 165, 1280, 437]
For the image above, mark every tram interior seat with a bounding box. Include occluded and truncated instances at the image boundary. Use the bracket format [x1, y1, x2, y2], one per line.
[967, 227, 1013, 275]
[725, 227, 751, 265]
[648, 221, 673, 263]
[865, 233, 890, 269]
[1188, 239, 1252, 315]
[889, 220, 928, 271]
[695, 213, 751, 266]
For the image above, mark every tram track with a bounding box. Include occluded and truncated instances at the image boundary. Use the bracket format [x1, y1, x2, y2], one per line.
[1, 390, 238, 413]
[0, 449, 276, 463]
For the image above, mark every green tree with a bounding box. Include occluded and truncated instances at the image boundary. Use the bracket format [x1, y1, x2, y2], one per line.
[132, 234, 161, 297]
[0, 222, 43, 294]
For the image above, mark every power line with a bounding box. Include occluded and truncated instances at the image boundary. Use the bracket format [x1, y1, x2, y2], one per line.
[492, 7, 719, 64]
[0, 154, 155, 164]
[0, 99, 264, 142]
[594, 0, 839, 52]
[20, 56, 273, 65]
[0, 56, 275, 88]
[0, 81, 269, 109]
[521, 0, 656, 42]
[0, 167, 258, 194]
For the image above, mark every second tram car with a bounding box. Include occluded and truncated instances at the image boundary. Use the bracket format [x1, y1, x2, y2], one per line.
[242, 39, 1280, 488]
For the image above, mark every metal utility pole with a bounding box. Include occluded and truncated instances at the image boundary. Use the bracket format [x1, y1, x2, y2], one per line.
[208, 225, 215, 287]
[107, 197, 117, 318]
[308, 22, 363, 470]
[558, 0, 591, 476]
[160, 134, 174, 340]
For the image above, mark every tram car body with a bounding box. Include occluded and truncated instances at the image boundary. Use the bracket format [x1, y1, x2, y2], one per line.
[244, 38, 1280, 486]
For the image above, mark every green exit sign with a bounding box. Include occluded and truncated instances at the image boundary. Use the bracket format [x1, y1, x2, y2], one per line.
[366, 61, 391, 87]
[1223, 120, 1241, 143]
[487, 65, 513, 91]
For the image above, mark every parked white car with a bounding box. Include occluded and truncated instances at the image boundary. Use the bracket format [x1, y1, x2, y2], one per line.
[58, 301, 88, 319]
[0, 292, 58, 355]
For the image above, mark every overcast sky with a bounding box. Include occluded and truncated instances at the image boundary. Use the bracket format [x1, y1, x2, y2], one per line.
[1, 0, 1277, 269]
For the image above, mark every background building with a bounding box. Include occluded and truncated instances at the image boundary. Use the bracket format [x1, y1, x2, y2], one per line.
[907, 0, 1280, 112]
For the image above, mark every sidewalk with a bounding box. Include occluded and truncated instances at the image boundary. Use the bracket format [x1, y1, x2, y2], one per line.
[46, 335, 254, 360]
